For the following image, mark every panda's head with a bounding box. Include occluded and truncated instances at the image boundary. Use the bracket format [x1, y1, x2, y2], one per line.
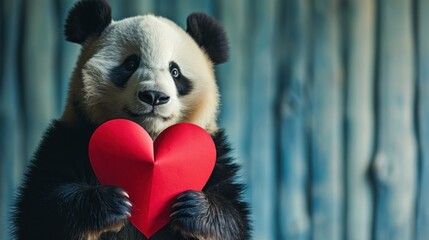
[62, 0, 228, 137]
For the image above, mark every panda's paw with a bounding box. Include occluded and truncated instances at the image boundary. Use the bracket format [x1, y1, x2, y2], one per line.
[170, 190, 215, 239]
[90, 185, 132, 233]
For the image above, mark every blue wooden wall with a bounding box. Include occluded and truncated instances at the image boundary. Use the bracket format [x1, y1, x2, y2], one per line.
[1, 0, 428, 239]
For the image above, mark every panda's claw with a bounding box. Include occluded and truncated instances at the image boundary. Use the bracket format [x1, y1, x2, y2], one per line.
[89, 185, 132, 233]
[121, 190, 130, 198]
[170, 190, 212, 238]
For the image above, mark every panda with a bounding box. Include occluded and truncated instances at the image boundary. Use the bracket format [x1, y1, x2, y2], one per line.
[10, 0, 250, 239]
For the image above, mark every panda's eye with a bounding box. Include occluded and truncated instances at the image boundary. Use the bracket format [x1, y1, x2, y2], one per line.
[126, 61, 137, 71]
[169, 62, 181, 79]
[171, 68, 180, 78]
[124, 55, 140, 72]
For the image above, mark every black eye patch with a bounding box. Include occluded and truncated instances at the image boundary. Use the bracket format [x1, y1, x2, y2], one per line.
[109, 54, 140, 88]
[169, 62, 193, 96]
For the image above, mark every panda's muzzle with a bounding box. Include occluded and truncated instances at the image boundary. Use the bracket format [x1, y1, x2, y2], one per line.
[138, 90, 170, 106]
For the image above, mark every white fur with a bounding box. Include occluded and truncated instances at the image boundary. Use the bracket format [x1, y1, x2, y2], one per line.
[61, 15, 219, 137]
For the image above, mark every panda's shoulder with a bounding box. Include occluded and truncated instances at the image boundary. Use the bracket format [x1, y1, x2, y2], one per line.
[32, 120, 94, 166]
[211, 129, 241, 172]
[211, 129, 231, 160]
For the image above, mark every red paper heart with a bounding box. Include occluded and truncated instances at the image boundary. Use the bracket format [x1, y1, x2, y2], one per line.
[88, 119, 216, 238]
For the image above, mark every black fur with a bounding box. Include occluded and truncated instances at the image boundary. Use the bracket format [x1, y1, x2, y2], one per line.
[64, 0, 112, 44]
[186, 13, 229, 65]
[109, 54, 141, 88]
[11, 120, 250, 239]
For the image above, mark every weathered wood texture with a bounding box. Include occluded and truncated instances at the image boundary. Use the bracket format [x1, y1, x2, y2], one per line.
[20, 0, 57, 160]
[344, 0, 375, 240]
[277, 0, 310, 239]
[373, 0, 417, 240]
[245, 0, 277, 238]
[218, 0, 248, 167]
[0, 0, 426, 240]
[55, 0, 81, 115]
[309, 0, 343, 239]
[416, 0, 429, 239]
[0, 1, 23, 240]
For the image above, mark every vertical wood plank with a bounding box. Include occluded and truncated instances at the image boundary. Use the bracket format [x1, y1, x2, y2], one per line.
[56, 0, 80, 115]
[174, 0, 213, 28]
[344, 0, 375, 240]
[20, 0, 56, 161]
[109, 0, 155, 20]
[154, 1, 178, 23]
[217, 0, 248, 168]
[108, 0, 127, 20]
[0, 1, 23, 239]
[373, 0, 417, 239]
[278, 0, 310, 239]
[0, 0, 3, 87]
[416, 0, 429, 239]
[154, 0, 212, 28]
[246, 0, 277, 239]
[121, 0, 155, 17]
[309, 0, 343, 239]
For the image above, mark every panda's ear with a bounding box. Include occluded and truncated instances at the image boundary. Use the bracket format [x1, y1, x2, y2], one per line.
[64, 0, 112, 44]
[186, 13, 229, 65]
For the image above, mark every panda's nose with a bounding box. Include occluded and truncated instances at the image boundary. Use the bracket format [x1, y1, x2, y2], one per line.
[138, 90, 170, 106]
